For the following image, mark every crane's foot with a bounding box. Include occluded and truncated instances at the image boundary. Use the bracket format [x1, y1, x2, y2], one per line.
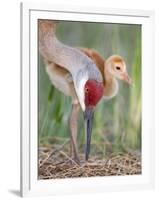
[69, 155, 80, 165]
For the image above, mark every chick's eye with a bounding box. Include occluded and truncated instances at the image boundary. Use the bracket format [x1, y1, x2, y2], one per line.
[116, 66, 121, 70]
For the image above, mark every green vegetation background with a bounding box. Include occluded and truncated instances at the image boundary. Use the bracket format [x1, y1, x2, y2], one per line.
[38, 21, 141, 155]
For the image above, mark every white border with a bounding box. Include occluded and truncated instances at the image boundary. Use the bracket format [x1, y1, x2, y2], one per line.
[21, 2, 155, 197]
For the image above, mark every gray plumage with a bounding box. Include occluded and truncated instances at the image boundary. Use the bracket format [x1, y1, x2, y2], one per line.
[38, 20, 103, 87]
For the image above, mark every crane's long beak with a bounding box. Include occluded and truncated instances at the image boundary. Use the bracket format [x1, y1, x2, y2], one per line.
[84, 107, 94, 161]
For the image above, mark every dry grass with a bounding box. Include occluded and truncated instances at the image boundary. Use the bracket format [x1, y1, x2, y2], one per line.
[38, 139, 141, 179]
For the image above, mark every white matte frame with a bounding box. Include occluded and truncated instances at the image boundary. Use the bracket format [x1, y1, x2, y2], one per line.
[20, 2, 155, 197]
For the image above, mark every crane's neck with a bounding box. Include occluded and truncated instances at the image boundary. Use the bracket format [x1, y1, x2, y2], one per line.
[103, 63, 119, 99]
[38, 20, 103, 111]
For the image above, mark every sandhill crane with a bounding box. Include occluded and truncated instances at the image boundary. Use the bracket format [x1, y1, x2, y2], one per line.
[38, 20, 132, 163]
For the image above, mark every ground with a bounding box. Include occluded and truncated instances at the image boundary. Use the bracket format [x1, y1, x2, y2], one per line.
[38, 138, 141, 179]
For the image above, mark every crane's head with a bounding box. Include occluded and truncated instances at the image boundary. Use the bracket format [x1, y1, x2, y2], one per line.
[105, 55, 132, 85]
[75, 65, 104, 161]
[83, 79, 104, 160]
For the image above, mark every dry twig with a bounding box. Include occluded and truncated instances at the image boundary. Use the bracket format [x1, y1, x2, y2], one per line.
[38, 143, 141, 179]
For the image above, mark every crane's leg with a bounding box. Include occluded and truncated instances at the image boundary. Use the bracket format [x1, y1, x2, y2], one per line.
[69, 102, 80, 164]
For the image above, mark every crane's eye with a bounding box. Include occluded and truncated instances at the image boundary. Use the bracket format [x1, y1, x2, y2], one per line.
[116, 66, 121, 70]
[85, 87, 89, 93]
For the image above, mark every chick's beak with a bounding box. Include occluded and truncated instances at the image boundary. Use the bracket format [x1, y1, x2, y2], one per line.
[84, 106, 94, 161]
[122, 72, 133, 85]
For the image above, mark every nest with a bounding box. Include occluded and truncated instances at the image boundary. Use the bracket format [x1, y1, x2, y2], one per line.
[38, 139, 141, 179]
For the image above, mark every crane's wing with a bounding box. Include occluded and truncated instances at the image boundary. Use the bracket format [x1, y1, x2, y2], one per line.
[38, 20, 102, 82]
